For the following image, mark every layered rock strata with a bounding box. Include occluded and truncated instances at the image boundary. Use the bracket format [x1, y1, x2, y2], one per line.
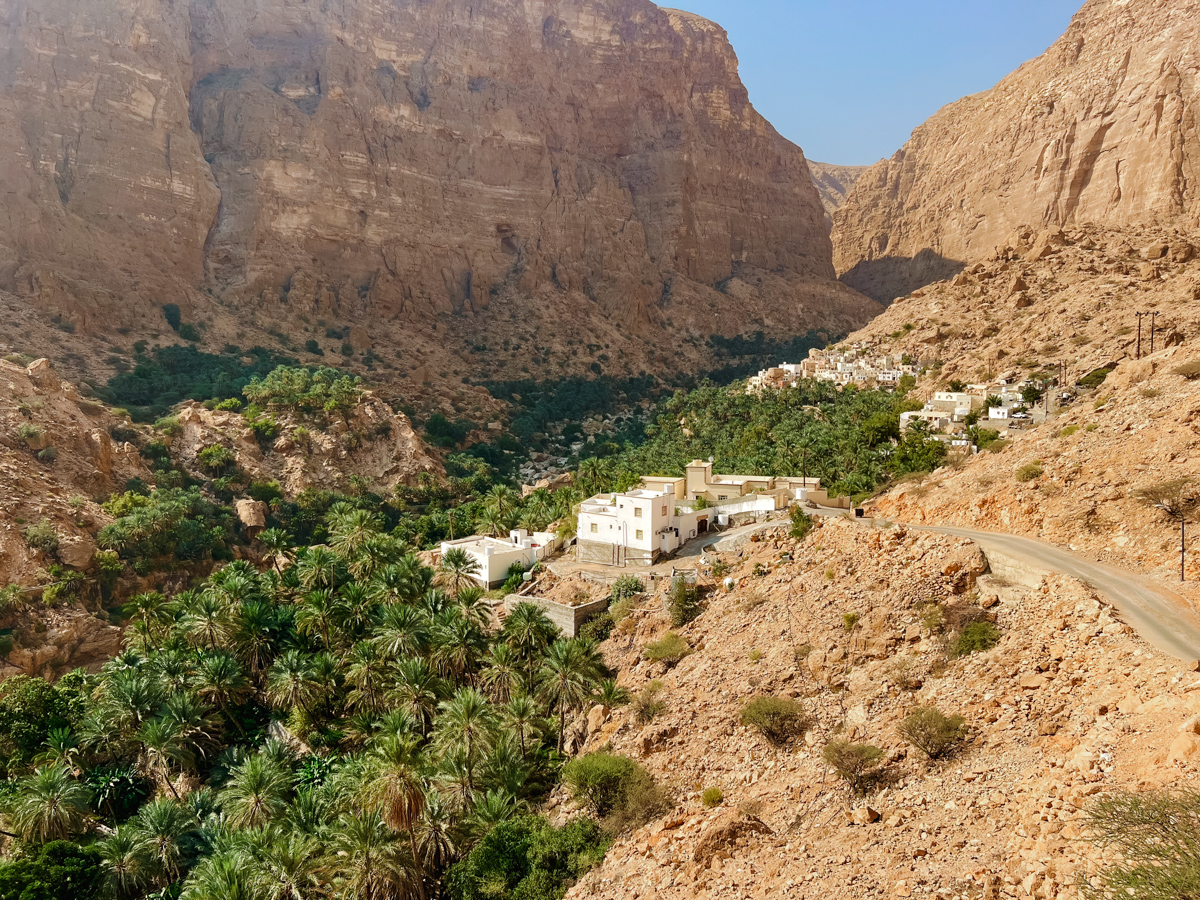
[833, 0, 1200, 303]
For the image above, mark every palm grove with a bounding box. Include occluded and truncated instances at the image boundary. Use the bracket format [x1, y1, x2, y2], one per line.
[0, 505, 640, 900]
[0, 359, 958, 899]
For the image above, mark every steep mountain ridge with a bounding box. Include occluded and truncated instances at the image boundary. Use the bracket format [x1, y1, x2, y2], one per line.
[0, 0, 878, 394]
[807, 161, 869, 233]
[833, 0, 1200, 303]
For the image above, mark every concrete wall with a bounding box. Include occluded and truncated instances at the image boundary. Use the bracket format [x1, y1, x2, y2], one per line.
[503, 595, 610, 638]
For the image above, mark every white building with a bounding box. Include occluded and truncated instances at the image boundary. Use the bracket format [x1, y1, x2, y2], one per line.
[576, 485, 712, 567]
[440, 530, 559, 589]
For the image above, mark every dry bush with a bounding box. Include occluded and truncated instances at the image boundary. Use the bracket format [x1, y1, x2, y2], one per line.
[1082, 789, 1200, 900]
[642, 632, 691, 666]
[740, 696, 812, 746]
[887, 657, 923, 691]
[1015, 461, 1044, 483]
[822, 740, 884, 794]
[633, 680, 667, 725]
[898, 707, 969, 759]
[1173, 360, 1200, 380]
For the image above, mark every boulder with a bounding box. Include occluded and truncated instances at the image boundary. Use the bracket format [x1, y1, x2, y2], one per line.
[235, 499, 269, 533]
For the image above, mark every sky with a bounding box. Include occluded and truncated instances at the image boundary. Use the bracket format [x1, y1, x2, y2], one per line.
[673, 0, 1083, 166]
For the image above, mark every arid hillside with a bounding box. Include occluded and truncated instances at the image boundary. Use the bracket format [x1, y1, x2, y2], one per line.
[563, 517, 1200, 900]
[0, 0, 879, 400]
[833, 0, 1200, 303]
[841, 223, 1200, 592]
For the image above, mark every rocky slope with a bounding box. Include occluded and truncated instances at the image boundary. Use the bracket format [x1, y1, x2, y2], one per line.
[833, 0, 1200, 303]
[0, 0, 879, 399]
[562, 518, 1200, 900]
[807, 161, 868, 233]
[844, 223, 1200, 597]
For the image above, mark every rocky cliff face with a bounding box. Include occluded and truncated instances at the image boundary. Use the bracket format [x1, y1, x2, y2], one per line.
[833, 0, 1200, 303]
[807, 161, 868, 233]
[0, 0, 876, 378]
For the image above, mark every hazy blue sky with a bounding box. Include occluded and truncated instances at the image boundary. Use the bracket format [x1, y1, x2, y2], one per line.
[674, 0, 1083, 165]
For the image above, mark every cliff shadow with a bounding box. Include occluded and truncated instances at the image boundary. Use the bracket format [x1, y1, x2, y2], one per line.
[838, 250, 965, 306]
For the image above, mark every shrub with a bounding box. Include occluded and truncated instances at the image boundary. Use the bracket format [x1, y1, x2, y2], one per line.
[445, 816, 610, 900]
[198, 443, 236, 472]
[633, 680, 666, 724]
[610, 575, 643, 603]
[822, 740, 884, 794]
[701, 787, 723, 808]
[37, 446, 58, 464]
[248, 416, 281, 446]
[951, 620, 1001, 658]
[667, 577, 700, 627]
[789, 505, 814, 541]
[709, 559, 730, 578]
[1015, 461, 1044, 483]
[243, 365, 362, 422]
[843, 612, 860, 631]
[642, 632, 690, 666]
[898, 707, 968, 759]
[0, 841, 103, 900]
[579, 611, 614, 644]
[22, 520, 59, 555]
[1081, 789, 1200, 900]
[1058, 425, 1080, 438]
[740, 696, 811, 745]
[15, 423, 42, 444]
[1077, 367, 1113, 389]
[161, 303, 182, 332]
[215, 397, 243, 412]
[1173, 360, 1200, 380]
[304, 339, 323, 355]
[178, 322, 201, 342]
[153, 415, 182, 437]
[562, 753, 663, 824]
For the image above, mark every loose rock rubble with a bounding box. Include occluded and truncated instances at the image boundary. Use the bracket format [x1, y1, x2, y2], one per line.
[564, 517, 1200, 900]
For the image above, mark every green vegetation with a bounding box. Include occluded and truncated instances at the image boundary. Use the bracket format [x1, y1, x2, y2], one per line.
[0, 505, 623, 900]
[897, 707, 968, 759]
[1058, 424, 1080, 438]
[632, 680, 667, 725]
[102, 345, 295, 421]
[1015, 461, 1044, 483]
[789, 506, 814, 541]
[1078, 367, 1114, 389]
[242, 365, 363, 423]
[560, 752, 669, 833]
[0, 841, 103, 900]
[161, 304, 182, 332]
[822, 740, 884, 794]
[1082, 789, 1200, 900]
[701, 787, 724, 808]
[96, 488, 237, 572]
[740, 696, 811, 746]
[22, 520, 59, 556]
[950, 621, 1002, 658]
[1173, 360, 1200, 380]
[642, 632, 691, 666]
[446, 816, 610, 900]
[666, 577, 700, 627]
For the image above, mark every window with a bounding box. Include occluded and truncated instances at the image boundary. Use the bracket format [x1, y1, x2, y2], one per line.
[590, 523, 598, 534]
[636, 530, 644, 541]
[718, 495, 728, 501]
[634, 507, 643, 518]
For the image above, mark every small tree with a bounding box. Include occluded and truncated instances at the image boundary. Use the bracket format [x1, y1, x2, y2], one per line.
[667, 577, 700, 627]
[642, 632, 690, 666]
[1135, 477, 1198, 581]
[789, 506, 813, 541]
[950, 620, 1001, 658]
[898, 707, 968, 759]
[822, 740, 884, 794]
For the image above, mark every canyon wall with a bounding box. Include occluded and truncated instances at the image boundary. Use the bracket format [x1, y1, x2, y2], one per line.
[833, 0, 1200, 303]
[0, 0, 873, 355]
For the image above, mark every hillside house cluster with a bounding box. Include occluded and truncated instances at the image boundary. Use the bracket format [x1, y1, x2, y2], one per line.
[747, 346, 922, 393]
[576, 460, 835, 568]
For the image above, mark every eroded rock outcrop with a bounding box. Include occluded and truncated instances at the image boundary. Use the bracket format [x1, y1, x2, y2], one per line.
[0, 0, 877, 369]
[833, 0, 1200, 303]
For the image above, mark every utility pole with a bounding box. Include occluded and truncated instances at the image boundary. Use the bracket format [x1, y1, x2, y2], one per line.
[1135, 311, 1146, 359]
[1150, 312, 1159, 353]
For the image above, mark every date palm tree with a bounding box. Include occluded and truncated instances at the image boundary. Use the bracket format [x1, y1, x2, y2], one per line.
[501, 602, 558, 685]
[388, 658, 444, 735]
[138, 717, 193, 800]
[372, 603, 430, 661]
[437, 548, 481, 599]
[326, 809, 412, 900]
[479, 643, 523, 704]
[329, 507, 383, 560]
[296, 546, 340, 593]
[131, 797, 194, 886]
[5, 763, 91, 842]
[345, 641, 392, 716]
[218, 754, 292, 830]
[184, 591, 234, 651]
[264, 650, 320, 717]
[539, 639, 606, 755]
[433, 687, 497, 792]
[99, 825, 152, 899]
[258, 528, 295, 574]
[428, 612, 487, 684]
[501, 693, 542, 759]
[361, 732, 431, 900]
[295, 589, 341, 651]
[196, 650, 250, 737]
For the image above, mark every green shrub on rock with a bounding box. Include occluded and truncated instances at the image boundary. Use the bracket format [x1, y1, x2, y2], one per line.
[740, 696, 812, 746]
[898, 706, 969, 759]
